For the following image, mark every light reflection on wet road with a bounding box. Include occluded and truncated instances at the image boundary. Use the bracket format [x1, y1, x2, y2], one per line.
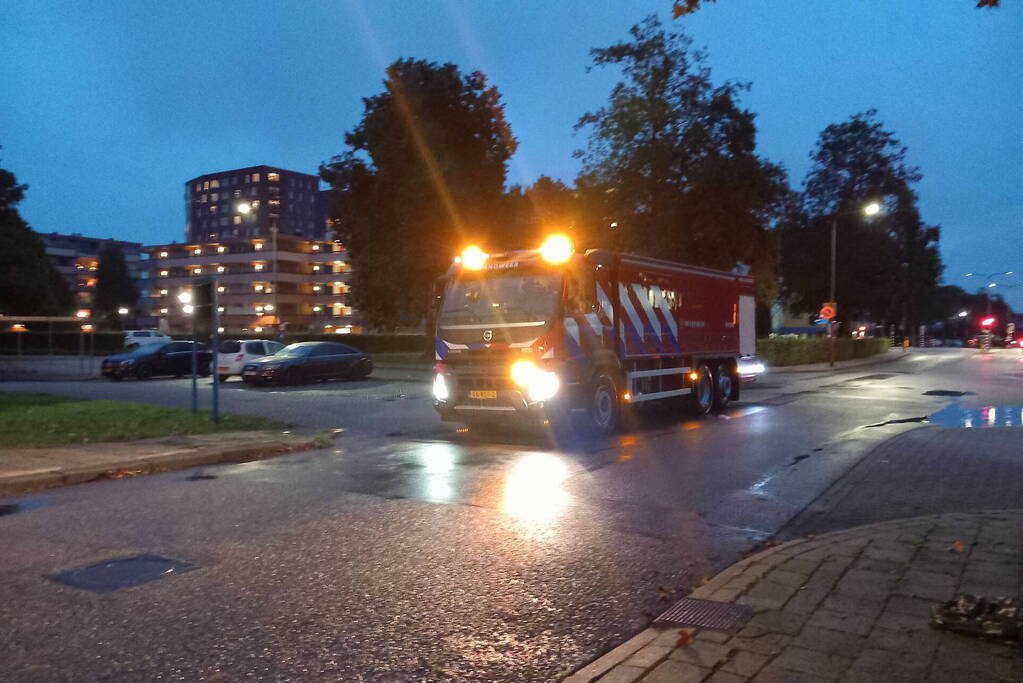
[1, 348, 1020, 680]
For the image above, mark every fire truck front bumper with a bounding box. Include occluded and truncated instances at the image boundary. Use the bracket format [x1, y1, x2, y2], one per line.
[431, 369, 566, 424]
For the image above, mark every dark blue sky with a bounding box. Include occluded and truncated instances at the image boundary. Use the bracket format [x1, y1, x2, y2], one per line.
[3, 1, 1021, 309]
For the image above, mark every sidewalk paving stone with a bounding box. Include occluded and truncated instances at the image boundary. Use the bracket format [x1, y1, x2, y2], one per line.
[567, 511, 1023, 683]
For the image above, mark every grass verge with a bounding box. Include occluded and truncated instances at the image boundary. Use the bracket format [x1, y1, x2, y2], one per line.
[0, 391, 286, 449]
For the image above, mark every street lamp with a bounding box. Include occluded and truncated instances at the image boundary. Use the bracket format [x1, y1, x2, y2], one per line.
[117, 307, 129, 316]
[964, 271, 1014, 314]
[828, 201, 883, 367]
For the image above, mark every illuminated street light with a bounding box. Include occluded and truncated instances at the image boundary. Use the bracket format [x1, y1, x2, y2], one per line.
[182, 305, 194, 315]
[237, 202, 251, 214]
[117, 307, 129, 315]
[75, 310, 89, 319]
[862, 202, 882, 216]
[957, 310, 968, 318]
[178, 291, 192, 304]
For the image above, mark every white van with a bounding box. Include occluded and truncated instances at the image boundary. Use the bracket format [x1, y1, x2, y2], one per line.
[124, 329, 172, 348]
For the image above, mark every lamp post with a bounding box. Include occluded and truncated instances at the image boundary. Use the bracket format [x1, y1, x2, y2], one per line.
[964, 271, 1014, 315]
[270, 222, 280, 336]
[828, 201, 882, 367]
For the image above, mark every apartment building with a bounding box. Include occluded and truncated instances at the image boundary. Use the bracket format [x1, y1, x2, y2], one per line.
[145, 234, 356, 334]
[39, 232, 143, 314]
[185, 165, 324, 243]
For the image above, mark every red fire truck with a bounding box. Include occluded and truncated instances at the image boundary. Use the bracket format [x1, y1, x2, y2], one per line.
[432, 236, 761, 434]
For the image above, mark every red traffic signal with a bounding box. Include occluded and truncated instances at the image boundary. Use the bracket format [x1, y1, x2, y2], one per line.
[980, 316, 996, 328]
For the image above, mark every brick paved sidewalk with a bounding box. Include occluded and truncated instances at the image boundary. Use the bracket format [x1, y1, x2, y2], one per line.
[567, 511, 1023, 683]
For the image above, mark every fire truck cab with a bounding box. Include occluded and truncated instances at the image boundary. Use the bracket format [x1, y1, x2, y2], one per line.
[432, 236, 758, 434]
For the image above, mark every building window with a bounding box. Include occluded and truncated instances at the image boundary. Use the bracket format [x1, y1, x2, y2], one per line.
[252, 172, 261, 182]
[195, 183, 201, 192]
[159, 250, 168, 258]
[219, 217, 229, 226]
[269, 199, 280, 207]
[254, 263, 264, 271]
[200, 194, 207, 203]
[252, 200, 260, 208]
[233, 216, 241, 225]
[160, 308, 169, 314]
[267, 172, 278, 182]
[217, 245, 227, 253]
[159, 270, 169, 277]
[254, 242, 263, 250]
[203, 181, 209, 190]
[211, 179, 220, 189]
[193, 267, 202, 275]
[211, 192, 219, 201]
[217, 286, 226, 293]
[216, 265, 226, 273]
[193, 247, 202, 255]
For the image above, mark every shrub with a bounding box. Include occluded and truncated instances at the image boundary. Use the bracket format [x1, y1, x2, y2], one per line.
[757, 337, 890, 367]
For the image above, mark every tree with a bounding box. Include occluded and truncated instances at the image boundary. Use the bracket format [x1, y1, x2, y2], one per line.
[0, 163, 73, 316]
[575, 15, 790, 305]
[781, 111, 941, 337]
[320, 59, 517, 330]
[672, 0, 998, 18]
[94, 243, 139, 328]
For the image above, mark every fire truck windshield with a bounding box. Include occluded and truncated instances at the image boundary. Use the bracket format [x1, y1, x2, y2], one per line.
[440, 272, 561, 326]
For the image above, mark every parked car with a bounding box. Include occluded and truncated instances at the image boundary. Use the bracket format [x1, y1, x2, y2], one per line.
[102, 341, 212, 380]
[123, 329, 171, 347]
[241, 341, 372, 386]
[216, 339, 284, 382]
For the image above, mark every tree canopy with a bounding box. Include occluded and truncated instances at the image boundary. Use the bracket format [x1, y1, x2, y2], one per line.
[575, 15, 790, 304]
[0, 163, 73, 316]
[320, 59, 517, 330]
[672, 0, 999, 18]
[94, 243, 139, 328]
[780, 111, 941, 335]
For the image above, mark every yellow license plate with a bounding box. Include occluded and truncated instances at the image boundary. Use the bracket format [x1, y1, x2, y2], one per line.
[470, 390, 498, 399]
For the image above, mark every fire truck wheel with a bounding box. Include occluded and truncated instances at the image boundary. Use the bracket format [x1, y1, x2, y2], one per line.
[689, 363, 714, 415]
[713, 362, 733, 410]
[589, 374, 621, 435]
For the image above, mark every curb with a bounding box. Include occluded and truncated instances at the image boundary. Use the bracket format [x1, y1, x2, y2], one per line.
[565, 509, 1023, 682]
[0, 438, 320, 497]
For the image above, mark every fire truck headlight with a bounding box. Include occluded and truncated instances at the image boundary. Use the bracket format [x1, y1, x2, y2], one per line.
[539, 235, 573, 264]
[511, 360, 538, 387]
[526, 370, 560, 402]
[461, 245, 488, 270]
[432, 373, 449, 401]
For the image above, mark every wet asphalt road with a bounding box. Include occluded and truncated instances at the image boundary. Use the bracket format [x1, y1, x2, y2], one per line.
[1, 348, 1021, 681]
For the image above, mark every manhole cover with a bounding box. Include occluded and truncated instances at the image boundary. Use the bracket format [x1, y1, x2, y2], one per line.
[923, 390, 971, 397]
[654, 597, 754, 632]
[49, 554, 195, 593]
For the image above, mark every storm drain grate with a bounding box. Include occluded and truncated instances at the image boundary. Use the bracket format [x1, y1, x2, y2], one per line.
[49, 554, 195, 593]
[654, 597, 754, 632]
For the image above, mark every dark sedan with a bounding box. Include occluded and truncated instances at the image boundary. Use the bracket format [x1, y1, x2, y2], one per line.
[102, 341, 212, 380]
[241, 341, 372, 386]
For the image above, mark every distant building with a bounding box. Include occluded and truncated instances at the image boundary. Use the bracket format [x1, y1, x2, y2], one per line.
[144, 234, 357, 334]
[184, 165, 326, 244]
[39, 232, 143, 315]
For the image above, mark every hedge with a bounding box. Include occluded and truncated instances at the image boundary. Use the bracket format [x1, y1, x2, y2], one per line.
[0, 331, 128, 355]
[0, 331, 428, 355]
[757, 337, 890, 367]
